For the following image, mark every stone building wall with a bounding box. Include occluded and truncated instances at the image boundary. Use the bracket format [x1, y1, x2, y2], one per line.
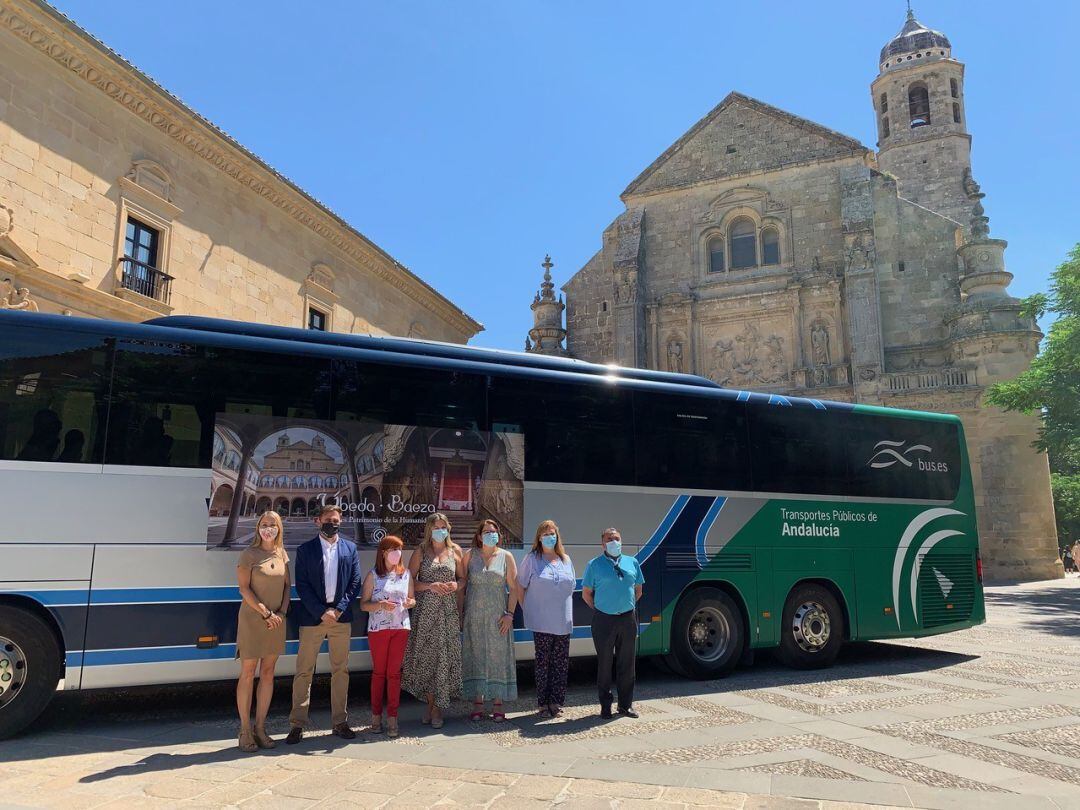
[0, 0, 479, 342]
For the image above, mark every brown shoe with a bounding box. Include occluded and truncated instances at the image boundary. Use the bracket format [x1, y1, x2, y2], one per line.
[238, 728, 258, 753]
[387, 717, 399, 738]
[253, 726, 276, 749]
[332, 723, 356, 740]
[285, 726, 303, 745]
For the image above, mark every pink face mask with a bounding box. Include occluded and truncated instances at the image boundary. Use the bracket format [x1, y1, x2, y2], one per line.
[385, 549, 402, 566]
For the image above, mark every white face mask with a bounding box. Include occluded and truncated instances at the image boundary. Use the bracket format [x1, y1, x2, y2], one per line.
[259, 525, 279, 540]
[605, 539, 622, 557]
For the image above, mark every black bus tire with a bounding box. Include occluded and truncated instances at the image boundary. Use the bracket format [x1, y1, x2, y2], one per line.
[0, 606, 62, 740]
[775, 584, 844, 670]
[669, 588, 744, 680]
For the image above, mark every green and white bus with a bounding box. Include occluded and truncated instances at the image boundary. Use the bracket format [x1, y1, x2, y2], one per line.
[0, 311, 983, 738]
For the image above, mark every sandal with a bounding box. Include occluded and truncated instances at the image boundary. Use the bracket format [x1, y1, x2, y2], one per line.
[469, 700, 486, 722]
[253, 726, 275, 749]
[492, 703, 506, 722]
[387, 717, 399, 738]
[238, 728, 258, 753]
[548, 704, 563, 718]
[369, 714, 383, 734]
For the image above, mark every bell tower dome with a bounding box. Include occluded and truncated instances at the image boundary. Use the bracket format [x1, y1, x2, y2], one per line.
[872, 6, 974, 231]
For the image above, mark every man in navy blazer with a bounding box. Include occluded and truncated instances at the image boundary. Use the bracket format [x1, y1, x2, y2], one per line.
[286, 504, 363, 743]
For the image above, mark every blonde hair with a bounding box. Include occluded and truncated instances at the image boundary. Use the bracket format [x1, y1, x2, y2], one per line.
[252, 510, 285, 554]
[530, 519, 568, 561]
[421, 512, 460, 557]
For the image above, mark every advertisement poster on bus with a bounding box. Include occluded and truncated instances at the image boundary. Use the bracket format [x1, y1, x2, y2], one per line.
[206, 413, 525, 550]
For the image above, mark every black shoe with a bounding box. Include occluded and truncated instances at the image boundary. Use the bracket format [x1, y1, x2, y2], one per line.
[619, 707, 639, 718]
[332, 723, 356, 740]
[285, 727, 303, 745]
[600, 705, 613, 719]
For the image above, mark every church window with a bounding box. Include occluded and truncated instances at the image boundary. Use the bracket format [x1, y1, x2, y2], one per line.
[761, 228, 780, 266]
[707, 236, 726, 273]
[952, 102, 961, 123]
[601, 301, 608, 312]
[880, 116, 890, 139]
[950, 78, 959, 98]
[729, 218, 757, 269]
[307, 306, 327, 331]
[879, 93, 888, 113]
[908, 84, 930, 127]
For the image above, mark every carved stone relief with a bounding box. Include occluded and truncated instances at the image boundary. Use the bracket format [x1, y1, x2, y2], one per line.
[844, 232, 876, 272]
[0, 279, 38, 311]
[705, 321, 790, 387]
[614, 270, 637, 304]
[810, 320, 831, 367]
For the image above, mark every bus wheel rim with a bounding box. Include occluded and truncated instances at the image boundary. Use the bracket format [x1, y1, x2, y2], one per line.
[686, 606, 730, 663]
[0, 636, 27, 708]
[792, 602, 831, 653]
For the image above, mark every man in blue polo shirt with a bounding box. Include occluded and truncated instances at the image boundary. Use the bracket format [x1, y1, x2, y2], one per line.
[582, 527, 644, 719]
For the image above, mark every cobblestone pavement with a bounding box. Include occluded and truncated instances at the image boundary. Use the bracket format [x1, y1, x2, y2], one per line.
[2, 577, 1079, 810]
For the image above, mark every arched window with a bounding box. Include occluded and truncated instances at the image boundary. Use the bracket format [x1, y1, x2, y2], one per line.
[950, 78, 959, 98]
[880, 116, 890, 139]
[879, 92, 888, 113]
[729, 218, 757, 269]
[952, 102, 961, 123]
[707, 235, 725, 273]
[761, 227, 780, 266]
[908, 84, 930, 127]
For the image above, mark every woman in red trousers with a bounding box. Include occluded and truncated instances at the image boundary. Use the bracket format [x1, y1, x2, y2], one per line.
[360, 534, 415, 737]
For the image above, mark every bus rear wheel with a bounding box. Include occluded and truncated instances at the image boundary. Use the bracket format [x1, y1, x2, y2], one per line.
[668, 588, 744, 680]
[776, 584, 844, 670]
[0, 606, 61, 740]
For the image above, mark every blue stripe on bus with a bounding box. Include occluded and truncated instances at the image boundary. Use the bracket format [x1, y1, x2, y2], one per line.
[636, 495, 691, 565]
[695, 497, 727, 568]
[0, 589, 90, 607]
[89, 587, 247, 604]
[67, 623, 622, 667]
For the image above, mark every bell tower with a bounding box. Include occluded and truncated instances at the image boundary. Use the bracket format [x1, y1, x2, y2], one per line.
[872, 7, 974, 231]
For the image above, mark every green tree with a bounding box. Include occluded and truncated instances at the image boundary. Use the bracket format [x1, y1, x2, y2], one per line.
[986, 243, 1080, 543]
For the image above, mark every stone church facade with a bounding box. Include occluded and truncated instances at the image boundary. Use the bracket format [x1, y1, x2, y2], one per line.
[532, 11, 1060, 581]
[0, 0, 480, 342]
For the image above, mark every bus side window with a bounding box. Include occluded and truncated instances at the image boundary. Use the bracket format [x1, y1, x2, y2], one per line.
[105, 340, 333, 468]
[633, 392, 752, 491]
[487, 374, 635, 486]
[748, 406, 851, 497]
[847, 415, 962, 502]
[331, 359, 486, 431]
[0, 328, 112, 464]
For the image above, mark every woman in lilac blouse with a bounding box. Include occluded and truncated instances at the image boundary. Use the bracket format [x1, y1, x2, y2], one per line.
[517, 519, 576, 716]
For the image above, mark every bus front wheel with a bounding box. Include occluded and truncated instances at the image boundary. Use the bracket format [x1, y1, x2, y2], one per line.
[0, 606, 61, 740]
[776, 584, 844, 669]
[668, 588, 744, 679]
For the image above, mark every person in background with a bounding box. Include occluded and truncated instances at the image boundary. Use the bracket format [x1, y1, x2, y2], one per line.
[235, 510, 290, 752]
[360, 534, 415, 738]
[401, 513, 464, 729]
[517, 519, 575, 717]
[286, 504, 362, 743]
[582, 527, 644, 719]
[461, 519, 519, 721]
[1071, 540, 1080, 575]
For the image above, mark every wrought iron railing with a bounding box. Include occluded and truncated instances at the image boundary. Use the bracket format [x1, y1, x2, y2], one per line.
[119, 257, 173, 305]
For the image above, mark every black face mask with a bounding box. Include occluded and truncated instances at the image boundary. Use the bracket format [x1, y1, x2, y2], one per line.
[320, 522, 339, 539]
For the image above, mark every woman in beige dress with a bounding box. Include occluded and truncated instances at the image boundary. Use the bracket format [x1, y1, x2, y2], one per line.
[236, 510, 290, 752]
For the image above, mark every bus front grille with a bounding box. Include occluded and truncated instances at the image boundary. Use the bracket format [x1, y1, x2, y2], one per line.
[916, 552, 975, 628]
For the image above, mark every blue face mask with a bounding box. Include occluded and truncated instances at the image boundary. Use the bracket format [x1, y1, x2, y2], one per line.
[431, 528, 449, 543]
[540, 534, 558, 549]
[482, 531, 500, 547]
[605, 539, 622, 557]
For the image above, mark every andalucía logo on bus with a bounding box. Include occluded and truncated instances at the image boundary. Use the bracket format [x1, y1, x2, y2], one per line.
[868, 440, 948, 473]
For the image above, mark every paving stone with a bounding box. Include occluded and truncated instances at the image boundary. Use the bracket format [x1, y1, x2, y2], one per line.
[273, 771, 362, 801]
[565, 777, 665, 799]
[660, 786, 748, 807]
[141, 776, 212, 799]
[440, 780, 506, 804]
[503, 774, 570, 800]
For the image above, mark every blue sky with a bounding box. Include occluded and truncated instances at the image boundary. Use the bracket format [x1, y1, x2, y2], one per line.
[53, 0, 1078, 349]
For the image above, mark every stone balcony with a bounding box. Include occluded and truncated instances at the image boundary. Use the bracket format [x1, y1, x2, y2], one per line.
[882, 367, 978, 393]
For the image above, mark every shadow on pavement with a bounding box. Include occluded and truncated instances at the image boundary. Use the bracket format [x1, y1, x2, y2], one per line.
[984, 579, 1080, 638]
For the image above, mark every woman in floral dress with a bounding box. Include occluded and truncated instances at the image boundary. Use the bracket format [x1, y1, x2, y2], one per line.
[401, 512, 464, 728]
